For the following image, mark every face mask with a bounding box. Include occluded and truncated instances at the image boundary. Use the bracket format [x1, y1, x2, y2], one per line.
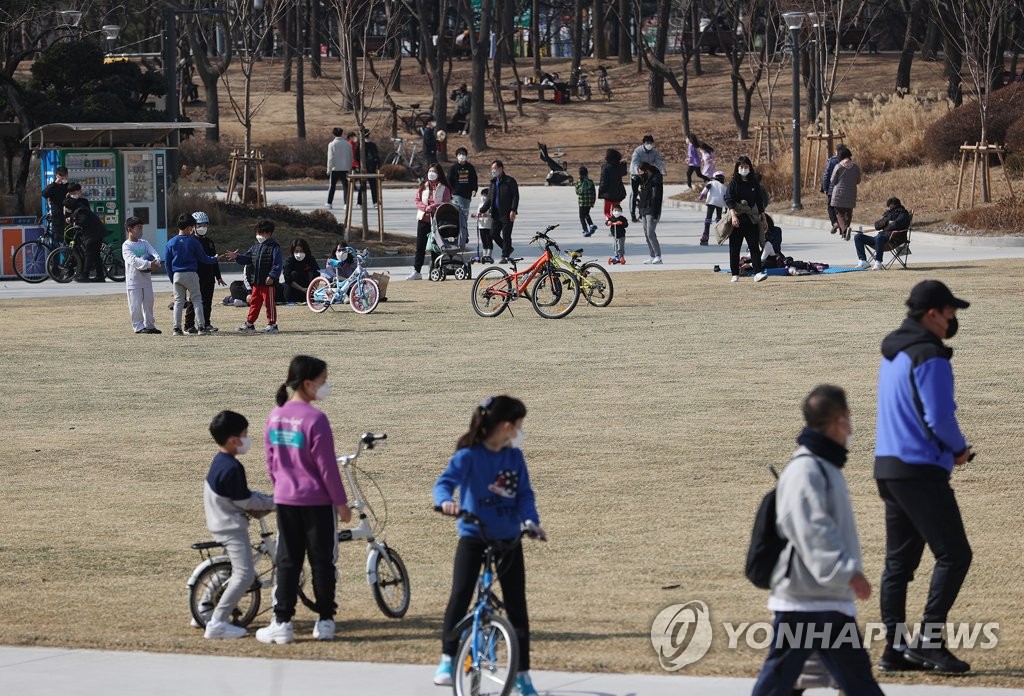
[336, 250, 348, 261]
[509, 427, 526, 449]
[427, 170, 439, 182]
[738, 167, 751, 177]
[457, 154, 467, 163]
[315, 382, 332, 401]
[491, 169, 500, 178]
[612, 210, 622, 217]
[195, 226, 208, 236]
[945, 316, 959, 339]
[643, 143, 653, 151]
[255, 235, 267, 244]
[237, 436, 252, 455]
[294, 252, 306, 261]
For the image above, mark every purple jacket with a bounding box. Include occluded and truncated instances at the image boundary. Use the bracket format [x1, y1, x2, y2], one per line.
[687, 143, 700, 167]
[265, 400, 347, 507]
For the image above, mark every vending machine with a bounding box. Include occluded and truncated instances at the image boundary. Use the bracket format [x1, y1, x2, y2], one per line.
[121, 150, 170, 249]
[40, 149, 122, 246]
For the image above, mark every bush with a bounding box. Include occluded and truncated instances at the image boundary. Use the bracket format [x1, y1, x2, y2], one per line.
[1004, 116, 1024, 157]
[263, 162, 286, 180]
[951, 196, 1024, 233]
[179, 137, 233, 169]
[261, 137, 329, 168]
[1005, 153, 1024, 178]
[379, 163, 409, 181]
[835, 92, 945, 173]
[218, 201, 342, 235]
[285, 163, 307, 179]
[306, 166, 329, 180]
[168, 190, 224, 225]
[924, 83, 1024, 164]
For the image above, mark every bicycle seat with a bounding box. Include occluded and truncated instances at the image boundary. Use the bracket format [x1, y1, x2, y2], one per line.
[570, 248, 583, 255]
[191, 541, 224, 550]
[510, 257, 524, 264]
[410, 103, 421, 109]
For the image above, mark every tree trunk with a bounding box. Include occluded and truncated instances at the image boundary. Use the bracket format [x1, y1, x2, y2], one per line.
[15, 143, 30, 215]
[187, 18, 233, 143]
[649, 0, 669, 109]
[943, 33, 962, 106]
[895, 0, 924, 93]
[470, 0, 492, 151]
[617, 0, 631, 64]
[593, 0, 606, 59]
[532, 0, 541, 78]
[296, 1, 306, 138]
[311, 0, 322, 78]
[282, 5, 294, 92]
[571, 0, 584, 87]
[691, 2, 702, 76]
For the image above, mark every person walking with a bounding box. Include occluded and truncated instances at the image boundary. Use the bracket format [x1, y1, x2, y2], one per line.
[829, 145, 860, 241]
[575, 166, 598, 237]
[723, 156, 768, 283]
[698, 171, 727, 246]
[598, 149, 627, 221]
[636, 163, 663, 264]
[408, 163, 452, 280]
[751, 385, 884, 696]
[628, 135, 666, 222]
[447, 147, 478, 247]
[325, 127, 353, 210]
[479, 160, 519, 264]
[874, 280, 974, 674]
[821, 150, 841, 235]
[685, 133, 709, 189]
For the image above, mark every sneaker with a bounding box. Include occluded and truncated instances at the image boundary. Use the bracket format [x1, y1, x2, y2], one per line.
[255, 620, 294, 645]
[515, 671, 540, 696]
[853, 259, 871, 270]
[582, 229, 594, 238]
[499, 257, 510, 264]
[203, 324, 219, 333]
[871, 260, 884, 271]
[172, 327, 184, 336]
[753, 272, 768, 282]
[312, 619, 335, 641]
[325, 202, 332, 209]
[198, 327, 214, 336]
[652, 256, 663, 264]
[406, 271, 422, 280]
[607, 256, 619, 265]
[731, 276, 740, 283]
[261, 324, 280, 334]
[830, 224, 838, 235]
[134, 329, 144, 334]
[619, 256, 626, 264]
[145, 328, 162, 334]
[482, 256, 494, 264]
[433, 655, 453, 686]
[904, 640, 971, 674]
[204, 620, 248, 640]
[643, 257, 655, 264]
[699, 238, 709, 246]
[237, 323, 256, 333]
[589, 224, 598, 235]
[879, 645, 928, 672]
[185, 327, 200, 335]
[190, 617, 202, 629]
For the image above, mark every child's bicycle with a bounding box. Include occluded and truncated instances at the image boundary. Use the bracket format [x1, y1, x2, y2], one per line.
[470, 225, 581, 319]
[306, 247, 381, 314]
[549, 245, 614, 308]
[187, 432, 410, 627]
[436, 508, 543, 696]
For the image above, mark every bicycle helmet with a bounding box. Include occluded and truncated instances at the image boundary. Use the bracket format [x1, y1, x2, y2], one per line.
[192, 211, 210, 225]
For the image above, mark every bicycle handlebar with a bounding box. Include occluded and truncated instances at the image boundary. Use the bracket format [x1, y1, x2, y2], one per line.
[433, 506, 543, 541]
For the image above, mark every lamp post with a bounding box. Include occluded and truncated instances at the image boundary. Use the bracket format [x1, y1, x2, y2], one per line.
[59, 10, 83, 28]
[782, 11, 804, 210]
[102, 24, 120, 55]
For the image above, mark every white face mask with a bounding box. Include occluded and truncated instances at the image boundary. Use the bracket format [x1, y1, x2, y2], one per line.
[643, 143, 653, 151]
[738, 167, 751, 177]
[315, 382, 332, 401]
[509, 427, 526, 449]
[294, 252, 306, 261]
[335, 250, 348, 261]
[427, 170, 439, 182]
[491, 169, 501, 178]
[195, 226, 208, 236]
[255, 235, 267, 244]
[457, 154, 467, 163]
[237, 436, 252, 455]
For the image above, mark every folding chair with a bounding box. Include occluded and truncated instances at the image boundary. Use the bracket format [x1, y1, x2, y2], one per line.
[880, 209, 913, 269]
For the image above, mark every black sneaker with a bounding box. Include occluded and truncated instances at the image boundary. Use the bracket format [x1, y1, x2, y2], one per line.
[146, 328, 163, 334]
[172, 327, 184, 336]
[185, 327, 200, 335]
[203, 324, 219, 333]
[879, 645, 927, 672]
[904, 641, 971, 674]
[499, 257, 509, 264]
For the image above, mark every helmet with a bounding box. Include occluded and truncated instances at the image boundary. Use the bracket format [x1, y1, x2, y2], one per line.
[713, 170, 725, 179]
[192, 211, 209, 225]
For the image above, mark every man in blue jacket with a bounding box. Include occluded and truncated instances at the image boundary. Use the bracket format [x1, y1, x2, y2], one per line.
[874, 280, 973, 674]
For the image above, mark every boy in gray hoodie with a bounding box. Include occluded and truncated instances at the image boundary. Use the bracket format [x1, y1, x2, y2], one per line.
[751, 385, 883, 695]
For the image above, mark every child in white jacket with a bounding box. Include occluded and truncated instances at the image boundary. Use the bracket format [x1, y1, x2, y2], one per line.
[699, 171, 728, 246]
[121, 216, 162, 333]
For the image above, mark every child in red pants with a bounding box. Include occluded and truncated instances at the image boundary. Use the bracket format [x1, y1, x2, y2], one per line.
[227, 219, 284, 333]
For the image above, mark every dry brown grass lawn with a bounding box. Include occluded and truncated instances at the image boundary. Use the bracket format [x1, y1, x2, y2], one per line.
[2, 263, 1023, 687]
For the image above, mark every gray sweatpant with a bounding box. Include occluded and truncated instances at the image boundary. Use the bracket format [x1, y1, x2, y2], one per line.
[642, 215, 662, 257]
[211, 528, 256, 625]
[172, 271, 205, 329]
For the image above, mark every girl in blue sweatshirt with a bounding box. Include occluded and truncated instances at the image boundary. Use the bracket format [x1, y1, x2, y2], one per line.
[432, 395, 546, 696]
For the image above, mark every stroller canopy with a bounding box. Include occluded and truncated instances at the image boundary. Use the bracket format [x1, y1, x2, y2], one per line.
[432, 202, 462, 240]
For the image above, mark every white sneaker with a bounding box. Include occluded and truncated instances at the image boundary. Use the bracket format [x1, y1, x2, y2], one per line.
[753, 272, 768, 282]
[651, 256, 663, 264]
[312, 619, 335, 641]
[406, 271, 422, 280]
[255, 620, 294, 644]
[643, 257, 655, 264]
[325, 202, 332, 209]
[871, 260, 884, 271]
[731, 275, 740, 283]
[433, 655, 454, 686]
[853, 259, 870, 270]
[204, 620, 248, 640]
[190, 618, 202, 629]
[261, 324, 280, 334]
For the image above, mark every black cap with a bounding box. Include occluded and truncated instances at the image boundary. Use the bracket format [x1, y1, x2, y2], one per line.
[906, 280, 970, 313]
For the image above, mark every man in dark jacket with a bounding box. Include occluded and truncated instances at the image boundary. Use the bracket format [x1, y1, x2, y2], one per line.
[636, 163, 663, 264]
[447, 147, 478, 247]
[854, 197, 912, 270]
[478, 160, 519, 263]
[421, 118, 439, 165]
[821, 152, 840, 234]
[184, 211, 225, 332]
[64, 197, 106, 282]
[874, 280, 973, 674]
[42, 167, 69, 236]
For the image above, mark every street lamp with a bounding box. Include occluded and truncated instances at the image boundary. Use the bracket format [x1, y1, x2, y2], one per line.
[102, 24, 120, 54]
[59, 10, 83, 28]
[782, 11, 804, 210]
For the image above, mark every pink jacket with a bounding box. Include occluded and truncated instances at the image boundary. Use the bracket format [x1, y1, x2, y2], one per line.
[415, 181, 451, 221]
[265, 400, 347, 507]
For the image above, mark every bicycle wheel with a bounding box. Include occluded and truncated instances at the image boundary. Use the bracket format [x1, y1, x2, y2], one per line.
[531, 267, 580, 319]
[12, 240, 50, 283]
[454, 615, 519, 696]
[189, 561, 261, 629]
[349, 277, 380, 314]
[103, 247, 125, 282]
[471, 267, 513, 318]
[306, 277, 334, 313]
[370, 545, 410, 619]
[46, 246, 78, 283]
[578, 262, 614, 307]
[214, 166, 229, 192]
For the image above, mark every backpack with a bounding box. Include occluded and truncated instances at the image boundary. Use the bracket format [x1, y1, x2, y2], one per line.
[744, 457, 827, 589]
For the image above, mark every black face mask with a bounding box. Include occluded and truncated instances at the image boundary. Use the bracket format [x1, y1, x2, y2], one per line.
[946, 316, 959, 339]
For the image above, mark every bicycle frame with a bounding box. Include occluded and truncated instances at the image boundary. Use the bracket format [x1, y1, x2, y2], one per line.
[335, 433, 393, 587]
[478, 247, 554, 302]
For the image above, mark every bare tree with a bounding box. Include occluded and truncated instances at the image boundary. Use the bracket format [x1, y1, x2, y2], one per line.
[632, 0, 697, 135]
[593, 0, 607, 59]
[457, 0, 492, 150]
[895, 0, 928, 94]
[720, 0, 770, 140]
[185, 7, 234, 142]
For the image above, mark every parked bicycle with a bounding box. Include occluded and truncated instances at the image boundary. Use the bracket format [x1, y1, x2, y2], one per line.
[570, 66, 592, 101]
[187, 432, 410, 628]
[45, 226, 125, 283]
[387, 137, 427, 181]
[470, 225, 581, 319]
[394, 102, 434, 136]
[11, 214, 59, 283]
[436, 508, 542, 696]
[597, 65, 612, 100]
[306, 247, 381, 314]
[551, 245, 614, 308]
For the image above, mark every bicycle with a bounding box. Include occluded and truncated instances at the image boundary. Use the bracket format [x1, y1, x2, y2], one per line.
[387, 136, 427, 181]
[187, 432, 411, 628]
[306, 247, 381, 314]
[550, 247, 614, 308]
[597, 65, 612, 100]
[436, 508, 542, 696]
[395, 102, 434, 136]
[470, 225, 581, 319]
[569, 67, 591, 101]
[46, 226, 125, 283]
[11, 214, 59, 283]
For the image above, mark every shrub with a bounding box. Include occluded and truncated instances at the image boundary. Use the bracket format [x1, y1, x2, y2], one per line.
[1004, 116, 1024, 157]
[834, 92, 945, 173]
[306, 166, 329, 180]
[218, 201, 342, 235]
[179, 137, 233, 169]
[924, 83, 1024, 164]
[168, 190, 224, 225]
[379, 163, 409, 181]
[261, 137, 329, 168]
[1005, 153, 1024, 178]
[284, 163, 307, 179]
[263, 162, 286, 180]
[951, 196, 1024, 233]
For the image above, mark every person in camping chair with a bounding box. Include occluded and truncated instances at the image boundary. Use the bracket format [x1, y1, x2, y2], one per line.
[854, 197, 911, 271]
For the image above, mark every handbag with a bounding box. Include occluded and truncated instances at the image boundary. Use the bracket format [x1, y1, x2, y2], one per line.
[714, 216, 732, 245]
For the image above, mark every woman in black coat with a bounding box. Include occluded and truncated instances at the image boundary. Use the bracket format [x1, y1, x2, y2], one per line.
[598, 148, 627, 220]
[723, 155, 768, 283]
[281, 238, 320, 303]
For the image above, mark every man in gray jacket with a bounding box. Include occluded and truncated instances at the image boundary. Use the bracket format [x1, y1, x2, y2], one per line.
[752, 385, 883, 695]
[628, 135, 666, 222]
[326, 127, 353, 209]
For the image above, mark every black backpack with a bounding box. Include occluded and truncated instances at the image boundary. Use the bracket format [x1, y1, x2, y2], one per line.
[744, 458, 827, 589]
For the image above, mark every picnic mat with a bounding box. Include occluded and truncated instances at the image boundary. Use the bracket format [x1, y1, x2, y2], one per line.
[716, 266, 867, 276]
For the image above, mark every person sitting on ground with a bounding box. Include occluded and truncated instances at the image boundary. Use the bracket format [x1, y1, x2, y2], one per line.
[282, 238, 320, 303]
[854, 197, 911, 271]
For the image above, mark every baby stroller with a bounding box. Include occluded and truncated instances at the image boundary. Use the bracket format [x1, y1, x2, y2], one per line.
[538, 142, 574, 186]
[429, 201, 472, 281]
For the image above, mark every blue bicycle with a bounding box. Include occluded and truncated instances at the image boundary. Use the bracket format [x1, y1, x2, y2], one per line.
[306, 247, 380, 314]
[437, 508, 542, 696]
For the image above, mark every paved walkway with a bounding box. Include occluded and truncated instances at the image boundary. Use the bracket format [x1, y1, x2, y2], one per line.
[2, 646, 1021, 695]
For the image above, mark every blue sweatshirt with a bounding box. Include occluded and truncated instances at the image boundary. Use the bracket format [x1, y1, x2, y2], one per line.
[433, 444, 539, 540]
[875, 318, 967, 479]
[164, 233, 219, 281]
